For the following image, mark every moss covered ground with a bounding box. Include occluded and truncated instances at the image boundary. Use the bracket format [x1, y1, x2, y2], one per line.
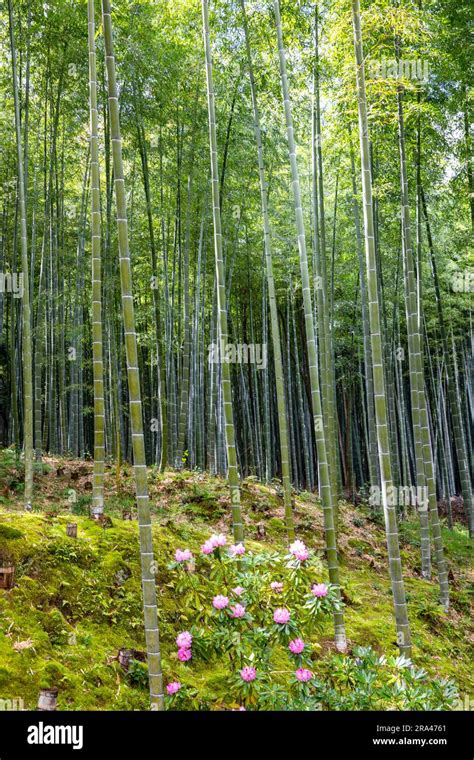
[0, 452, 472, 709]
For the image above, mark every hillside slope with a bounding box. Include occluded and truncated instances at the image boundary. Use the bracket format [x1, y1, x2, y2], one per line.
[0, 453, 472, 710]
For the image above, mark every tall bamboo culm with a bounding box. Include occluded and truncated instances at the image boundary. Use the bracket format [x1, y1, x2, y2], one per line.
[273, 0, 345, 649]
[422, 186, 473, 537]
[101, 0, 164, 710]
[351, 0, 411, 653]
[395, 69, 431, 580]
[313, 5, 339, 505]
[201, 0, 244, 543]
[88, 0, 105, 518]
[396, 73, 449, 606]
[240, 0, 294, 541]
[8, 0, 34, 508]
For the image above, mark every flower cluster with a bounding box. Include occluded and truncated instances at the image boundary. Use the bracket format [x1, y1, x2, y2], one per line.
[288, 638, 305, 654]
[166, 532, 340, 710]
[176, 630, 193, 662]
[240, 666, 257, 683]
[295, 668, 313, 682]
[201, 533, 227, 554]
[273, 607, 291, 624]
[212, 594, 229, 610]
[289, 540, 310, 562]
[175, 548, 193, 563]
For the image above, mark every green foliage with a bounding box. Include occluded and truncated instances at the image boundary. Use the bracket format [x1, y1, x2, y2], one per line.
[126, 659, 149, 689]
[0, 524, 23, 540]
[71, 495, 92, 516]
[0, 449, 21, 481]
[165, 536, 343, 710]
[41, 609, 71, 647]
[315, 646, 459, 711]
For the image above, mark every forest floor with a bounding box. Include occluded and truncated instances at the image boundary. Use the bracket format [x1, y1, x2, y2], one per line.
[0, 450, 472, 710]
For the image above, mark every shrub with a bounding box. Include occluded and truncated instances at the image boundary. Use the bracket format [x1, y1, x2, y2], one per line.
[163, 534, 459, 711]
[164, 534, 339, 710]
[316, 646, 459, 710]
[126, 660, 149, 689]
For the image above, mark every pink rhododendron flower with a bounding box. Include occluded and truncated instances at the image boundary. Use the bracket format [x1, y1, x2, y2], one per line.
[229, 543, 245, 556]
[177, 648, 192, 662]
[232, 586, 245, 596]
[295, 668, 313, 682]
[201, 540, 214, 554]
[270, 581, 283, 593]
[212, 594, 229, 610]
[176, 631, 192, 649]
[273, 607, 291, 624]
[311, 583, 328, 598]
[240, 666, 256, 682]
[288, 638, 305, 654]
[230, 604, 246, 618]
[166, 682, 181, 695]
[175, 548, 193, 562]
[209, 533, 227, 548]
[289, 539, 309, 561]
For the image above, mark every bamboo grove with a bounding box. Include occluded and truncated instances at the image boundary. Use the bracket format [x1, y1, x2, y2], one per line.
[0, 0, 472, 708]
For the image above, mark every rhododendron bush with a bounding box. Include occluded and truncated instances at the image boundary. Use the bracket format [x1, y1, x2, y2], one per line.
[165, 535, 341, 710]
[162, 535, 460, 711]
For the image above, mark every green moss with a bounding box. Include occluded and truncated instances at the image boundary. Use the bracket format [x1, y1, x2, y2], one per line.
[266, 517, 286, 536]
[0, 466, 471, 709]
[40, 609, 71, 646]
[347, 537, 369, 552]
[0, 667, 12, 687]
[0, 524, 23, 540]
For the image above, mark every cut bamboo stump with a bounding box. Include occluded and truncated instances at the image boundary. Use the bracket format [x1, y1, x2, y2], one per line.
[114, 567, 131, 586]
[122, 509, 132, 521]
[90, 512, 113, 528]
[37, 688, 58, 711]
[0, 565, 15, 590]
[117, 648, 146, 672]
[66, 523, 77, 538]
[118, 649, 133, 671]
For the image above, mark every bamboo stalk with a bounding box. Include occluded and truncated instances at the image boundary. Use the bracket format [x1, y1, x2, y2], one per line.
[101, 0, 164, 710]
